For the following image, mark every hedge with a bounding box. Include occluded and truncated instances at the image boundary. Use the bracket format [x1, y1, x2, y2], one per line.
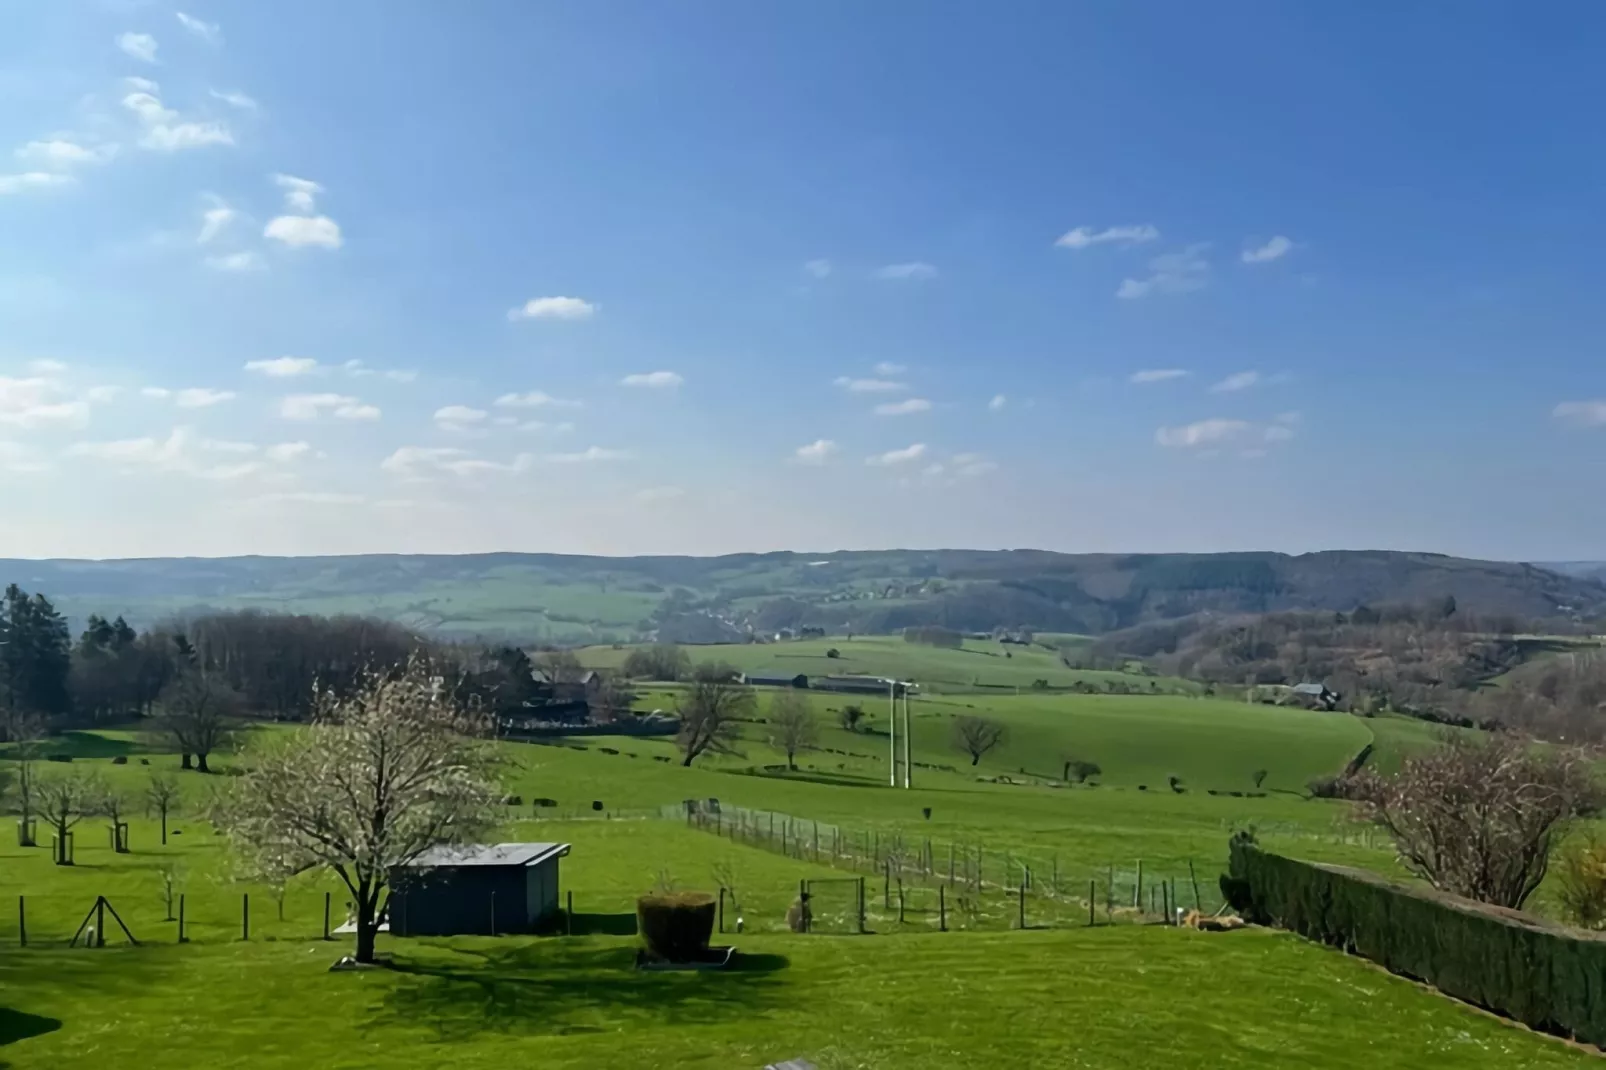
[1222, 835, 1606, 1046]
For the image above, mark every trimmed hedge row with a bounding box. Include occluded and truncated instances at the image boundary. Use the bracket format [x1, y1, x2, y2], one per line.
[1222, 835, 1606, 1046]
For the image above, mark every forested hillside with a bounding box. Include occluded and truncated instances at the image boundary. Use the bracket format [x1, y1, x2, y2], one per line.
[1, 548, 1601, 643]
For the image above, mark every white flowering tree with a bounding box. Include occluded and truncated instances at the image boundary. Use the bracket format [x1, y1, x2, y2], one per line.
[211, 659, 505, 963]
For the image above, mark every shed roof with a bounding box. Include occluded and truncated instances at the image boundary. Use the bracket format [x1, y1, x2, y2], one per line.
[1292, 683, 1329, 696]
[407, 842, 570, 869]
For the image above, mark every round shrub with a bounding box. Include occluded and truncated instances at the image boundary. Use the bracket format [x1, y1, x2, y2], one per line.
[636, 892, 716, 961]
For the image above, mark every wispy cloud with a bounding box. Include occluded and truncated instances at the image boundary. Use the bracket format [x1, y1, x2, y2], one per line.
[264, 214, 341, 249]
[621, 371, 683, 389]
[434, 405, 488, 432]
[117, 32, 159, 64]
[1055, 224, 1159, 250]
[494, 391, 581, 409]
[834, 376, 905, 393]
[1155, 418, 1251, 448]
[245, 356, 319, 377]
[874, 362, 907, 376]
[867, 443, 927, 466]
[278, 394, 379, 421]
[1116, 244, 1210, 299]
[1130, 369, 1189, 384]
[546, 446, 630, 463]
[265, 442, 311, 462]
[951, 452, 998, 477]
[0, 172, 74, 195]
[122, 86, 233, 151]
[988, 394, 1007, 411]
[205, 251, 265, 272]
[210, 89, 257, 110]
[874, 262, 937, 281]
[794, 439, 838, 464]
[16, 140, 116, 169]
[1209, 370, 1260, 393]
[803, 259, 832, 279]
[508, 296, 596, 321]
[874, 398, 931, 416]
[197, 203, 235, 244]
[273, 174, 322, 213]
[173, 388, 235, 408]
[0, 376, 88, 429]
[67, 427, 269, 481]
[1554, 400, 1606, 428]
[1242, 235, 1294, 264]
[175, 12, 221, 45]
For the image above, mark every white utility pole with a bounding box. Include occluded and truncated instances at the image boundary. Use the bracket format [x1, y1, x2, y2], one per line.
[901, 686, 913, 789]
[887, 679, 898, 787]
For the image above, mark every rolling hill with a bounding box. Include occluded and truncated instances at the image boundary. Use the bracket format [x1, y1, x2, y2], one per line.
[1, 548, 1601, 643]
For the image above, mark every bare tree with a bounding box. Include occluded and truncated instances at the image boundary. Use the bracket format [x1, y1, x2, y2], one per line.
[838, 703, 866, 733]
[766, 690, 817, 770]
[3, 714, 45, 844]
[588, 675, 635, 723]
[535, 649, 584, 684]
[1352, 731, 1597, 909]
[36, 768, 103, 864]
[97, 785, 130, 851]
[152, 667, 241, 772]
[146, 770, 182, 845]
[675, 675, 754, 767]
[953, 716, 1007, 767]
[210, 659, 504, 964]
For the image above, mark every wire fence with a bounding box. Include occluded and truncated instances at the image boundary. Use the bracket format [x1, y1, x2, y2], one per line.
[665, 802, 1231, 931]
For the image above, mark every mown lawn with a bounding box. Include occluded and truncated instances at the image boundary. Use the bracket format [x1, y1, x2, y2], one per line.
[0, 926, 1591, 1069]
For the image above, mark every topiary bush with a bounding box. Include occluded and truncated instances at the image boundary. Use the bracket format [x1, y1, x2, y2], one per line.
[636, 892, 716, 961]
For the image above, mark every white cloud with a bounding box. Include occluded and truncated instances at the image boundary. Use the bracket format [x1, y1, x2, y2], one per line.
[507, 296, 596, 321]
[175, 12, 221, 45]
[384, 369, 419, 384]
[803, 259, 832, 279]
[515, 420, 574, 434]
[1242, 235, 1294, 264]
[205, 251, 265, 272]
[272, 173, 322, 213]
[794, 439, 838, 464]
[15, 140, 115, 168]
[834, 377, 906, 393]
[0, 172, 73, 195]
[0, 376, 89, 430]
[1210, 371, 1260, 393]
[245, 356, 319, 377]
[123, 76, 160, 93]
[874, 262, 937, 281]
[252, 490, 363, 505]
[1055, 224, 1160, 250]
[265, 441, 311, 462]
[873, 362, 907, 376]
[1554, 401, 1606, 428]
[1262, 424, 1295, 443]
[202, 439, 256, 453]
[117, 32, 159, 63]
[210, 89, 257, 110]
[122, 86, 233, 152]
[278, 393, 379, 421]
[1155, 418, 1251, 448]
[874, 398, 932, 416]
[988, 394, 1007, 411]
[141, 387, 170, 399]
[434, 404, 488, 431]
[621, 371, 683, 389]
[264, 214, 341, 249]
[1130, 369, 1189, 384]
[867, 443, 927, 466]
[381, 446, 537, 478]
[170, 388, 236, 408]
[1116, 244, 1210, 299]
[68, 427, 265, 481]
[0, 441, 50, 474]
[85, 385, 120, 403]
[28, 359, 67, 375]
[952, 452, 998, 477]
[634, 486, 685, 503]
[546, 446, 630, 463]
[197, 205, 235, 244]
[493, 391, 581, 408]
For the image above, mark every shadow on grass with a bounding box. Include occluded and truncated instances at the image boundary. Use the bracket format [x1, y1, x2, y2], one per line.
[375, 940, 789, 1042]
[0, 1007, 61, 1046]
[568, 912, 638, 936]
[731, 768, 883, 790]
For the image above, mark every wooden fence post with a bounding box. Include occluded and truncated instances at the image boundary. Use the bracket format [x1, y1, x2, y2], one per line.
[17, 895, 25, 947]
[939, 884, 947, 932]
[858, 877, 867, 934]
[718, 888, 725, 934]
[178, 894, 187, 943]
[567, 890, 574, 935]
[1188, 860, 1203, 912]
[323, 891, 331, 940]
[1018, 881, 1027, 929]
[1134, 860, 1144, 911]
[242, 893, 249, 941]
[1088, 880, 1096, 926]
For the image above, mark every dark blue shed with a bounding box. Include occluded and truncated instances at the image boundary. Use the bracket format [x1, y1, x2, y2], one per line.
[389, 842, 570, 937]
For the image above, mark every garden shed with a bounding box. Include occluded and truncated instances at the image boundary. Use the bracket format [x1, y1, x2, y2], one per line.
[388, 842, 570, 937]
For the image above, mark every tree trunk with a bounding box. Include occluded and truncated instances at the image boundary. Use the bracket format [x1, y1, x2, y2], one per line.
[355, 887, 377, 964]
[196, 752, 211, 774]
[180, 753, 193, 770]
[971, 754, 980, 766]
[681, 751, 695, 767]
[787, 751, 797, 771]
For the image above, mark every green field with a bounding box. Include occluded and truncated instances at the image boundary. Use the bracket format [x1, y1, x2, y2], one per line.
[0, 680, 1584, 1067]
[581, 635, 1197, 695]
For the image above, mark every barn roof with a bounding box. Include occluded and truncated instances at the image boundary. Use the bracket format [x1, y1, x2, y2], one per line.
[408, 842, 570, 869]
[1292, 682, 1329, 696]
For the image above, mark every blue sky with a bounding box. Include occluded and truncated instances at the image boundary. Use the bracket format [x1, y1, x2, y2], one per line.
[3, 1, 1605, 561]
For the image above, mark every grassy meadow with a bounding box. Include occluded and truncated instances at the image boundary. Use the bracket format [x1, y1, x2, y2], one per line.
[0, 643, 1587, 1068]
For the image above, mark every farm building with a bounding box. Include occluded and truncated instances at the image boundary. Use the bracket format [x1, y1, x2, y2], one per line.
[814, 675, 912, 696]
[742, 672, 809, 688]
[1290, 682, 1341, 710]
[389, 842, 570, 937]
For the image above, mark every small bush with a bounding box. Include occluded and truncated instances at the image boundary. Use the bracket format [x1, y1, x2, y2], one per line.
[502, 794, 524, 806]
[826, 648, 841, 659]
[1557, 834, 1606, 929]
[111, 755, 128, 766]
[637, 892, 716, 960]
[591, 800, 604, 811]
[532, 797, 558, 807]
[599, 747, 619, 755]
[1306, 775, 1353, 800]
[1137, 784, 1147, 792]
[47, 754, 72, 763]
